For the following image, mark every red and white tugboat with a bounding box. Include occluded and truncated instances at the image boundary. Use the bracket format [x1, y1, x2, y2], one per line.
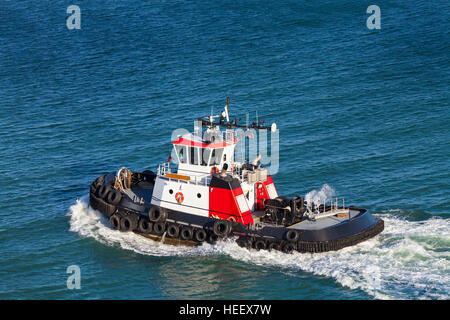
[89, 99, 384, 253]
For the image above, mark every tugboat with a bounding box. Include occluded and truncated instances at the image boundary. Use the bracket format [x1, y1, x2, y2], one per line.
[89, 98, 384, 253]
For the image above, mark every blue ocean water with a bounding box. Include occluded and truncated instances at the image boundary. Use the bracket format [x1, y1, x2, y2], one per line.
[0, 0, 449, 299]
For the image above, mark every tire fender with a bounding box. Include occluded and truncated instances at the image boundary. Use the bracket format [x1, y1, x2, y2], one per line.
[109, 214, 120, 230]
[254, 240, 266, 250]
[148, 206, 168, 222]
[138, 218, 152, 234]
[120, 215, 138, 232]
[153, 222, 166, 235]
[213, 220, 231, 237]
[106, 189, 122, 205]
[180, 227, 193, 240]
[167, 224, 180, 238]
[97, 184, 112, 199]
[285, 229, 299, 242]
[194, 228, 207, 242]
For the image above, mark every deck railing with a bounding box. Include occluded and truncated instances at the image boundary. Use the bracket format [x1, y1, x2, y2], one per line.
[306, 198, 350, 220]
[157, 162, 211, 186]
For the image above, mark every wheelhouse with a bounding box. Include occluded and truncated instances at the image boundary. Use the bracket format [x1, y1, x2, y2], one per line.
[172, 131, 237, 176]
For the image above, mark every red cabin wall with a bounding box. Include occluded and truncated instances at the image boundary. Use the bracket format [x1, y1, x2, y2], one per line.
[256, 176, 278, 211]
[209, 186, 254, 225]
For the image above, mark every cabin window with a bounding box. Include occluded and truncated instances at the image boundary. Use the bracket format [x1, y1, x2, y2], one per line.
[189, 146, 199, 165]
[210, 148, 224, 166]
[266, 183, 278, 199]
[201, 148, 211, 166]
[236, 194, 250, 213]
[175, 145, 187, 164]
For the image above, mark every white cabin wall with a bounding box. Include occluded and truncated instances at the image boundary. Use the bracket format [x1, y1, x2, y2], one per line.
[240, 181, 257, 212]
[222, 145, 236, 170]
[151, 176, 210, 217]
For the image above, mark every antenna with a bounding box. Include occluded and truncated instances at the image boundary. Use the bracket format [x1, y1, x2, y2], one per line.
[197, 97, 272, 131]
[224, 97, 230, 123]
[208, 106, 219, 125]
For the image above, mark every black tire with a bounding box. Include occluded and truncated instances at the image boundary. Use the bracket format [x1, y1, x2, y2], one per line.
[120, 215, 138, 232]
[148, 206, 168, 222]
[90, 183, 96, 194]
[94, 184, 102, 196]
[268, 242, 280, 251]
[180, 227, 193, 240]
[285, 229, 299, 242]
[109, 214, 120, 230]
[167, 223, 180, 238]
[194, 228, 207, 242]
[254, 240, 266, 250]
[207, 233, 218, 244]
[153, 222, 166, 235]
[91, 175, 105, 193]
[283, 242, 295, 254]
[138, 218, 152, 234]
[94, 175, 105, 188]
[213, 220, 231, 237]
[97, 184, 112, 199]
[106, 189, 122, 205]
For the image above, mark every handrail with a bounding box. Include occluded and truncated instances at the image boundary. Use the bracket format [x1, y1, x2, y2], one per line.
[306, 198, 349, 220]
[157, 162, 211, 186]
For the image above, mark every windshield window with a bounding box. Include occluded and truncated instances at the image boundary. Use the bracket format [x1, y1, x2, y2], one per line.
[175, 145, 187, 164]
[201, 148, 211, 166]
[210, 148, 224, 166]
[189, 146, 199, 165]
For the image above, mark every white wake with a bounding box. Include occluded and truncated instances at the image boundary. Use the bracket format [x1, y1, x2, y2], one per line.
[68, 195, 450, 300]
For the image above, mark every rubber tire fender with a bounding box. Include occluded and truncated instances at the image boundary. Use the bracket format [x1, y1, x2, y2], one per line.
[91, 175, 105, 193]
[268, 242, 280, 251]
[109, 214, 121, 230]
[148, 206, 168, 222]
[180, 227, 193, 240]
[285, 229, 300, 242]
[213, 220, 231, 237]
[167, 223, 180, 238]
[94, 175, 105, 189]
[254, 240, 266, 251]
[207, 233, 218, 244]
[194, 228, 207, 242]
[97, 184, 112, 199]
[120, 215, 138, 232]
[283, 242, 295, 254]
[138, 218, 152, 234]
[153, 222, 166, 235]
[94, 184, 103, 197]
[106, 189, 122, 205]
